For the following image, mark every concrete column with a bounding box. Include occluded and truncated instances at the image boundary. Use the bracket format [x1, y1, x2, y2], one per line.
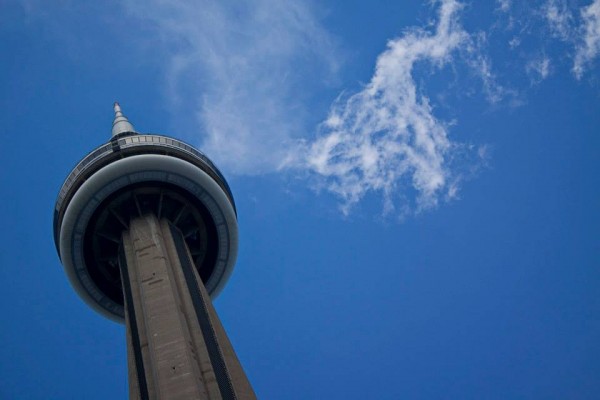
[119, 214, 256, 400]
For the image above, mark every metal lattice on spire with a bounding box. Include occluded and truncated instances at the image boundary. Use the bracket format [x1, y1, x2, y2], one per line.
[112, 102, 136, 137]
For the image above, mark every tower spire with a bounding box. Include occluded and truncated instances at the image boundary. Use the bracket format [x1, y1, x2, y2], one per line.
[112, 102, 136, 137]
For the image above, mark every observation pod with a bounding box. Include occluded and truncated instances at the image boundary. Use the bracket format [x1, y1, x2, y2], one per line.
[53, 104, 238, 323]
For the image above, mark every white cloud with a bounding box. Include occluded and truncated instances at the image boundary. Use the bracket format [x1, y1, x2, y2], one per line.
[574, 0, 600, 78]
[544, 0, 574, 41]
[526, 55, 551, 83]
[120, 0, 499, 216]
[463, 36, 512, 104]
[508, 36, 521, 48]
[305, 0, 470, 214]
[497, 0, 512, 13]
[121, 0, 339, 174]
[540, 0, 600, 79]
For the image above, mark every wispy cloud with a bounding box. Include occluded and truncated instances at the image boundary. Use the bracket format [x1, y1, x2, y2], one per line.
[121, 0, 339, 174]
[526, 55, 552, 83]
[497, 0, 512, 13]
[574, 0, 600, 78]
[121, 0, 495, 216]
[305, 0, 474, 215]
[463, 32, 516, 104]
[540, 0, 600, 79]
[543, 0, 574, 41]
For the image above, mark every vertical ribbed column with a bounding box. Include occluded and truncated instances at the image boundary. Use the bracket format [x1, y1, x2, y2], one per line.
[119, 214, 256, 400]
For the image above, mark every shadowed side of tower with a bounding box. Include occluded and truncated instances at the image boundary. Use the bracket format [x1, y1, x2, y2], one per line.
[54, 104, 256, 399]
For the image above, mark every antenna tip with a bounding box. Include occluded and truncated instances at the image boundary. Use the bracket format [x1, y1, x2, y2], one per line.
[111, 102, 135, 137]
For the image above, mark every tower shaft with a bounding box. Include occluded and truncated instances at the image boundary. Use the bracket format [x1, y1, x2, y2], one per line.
[119, 214, 255, 400]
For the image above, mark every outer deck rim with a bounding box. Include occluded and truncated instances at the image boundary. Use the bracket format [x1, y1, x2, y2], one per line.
[53, 134, 236, 256]
[58, 154, 238, 323]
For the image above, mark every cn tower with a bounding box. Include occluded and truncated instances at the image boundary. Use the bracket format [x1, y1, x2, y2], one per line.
[53, 103, 256, 399]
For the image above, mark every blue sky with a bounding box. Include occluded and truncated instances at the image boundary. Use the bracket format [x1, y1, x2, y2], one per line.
[1, 0, 599, 398]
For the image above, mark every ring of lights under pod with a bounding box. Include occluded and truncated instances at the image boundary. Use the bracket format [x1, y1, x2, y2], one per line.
[53, 134, 238, 323]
